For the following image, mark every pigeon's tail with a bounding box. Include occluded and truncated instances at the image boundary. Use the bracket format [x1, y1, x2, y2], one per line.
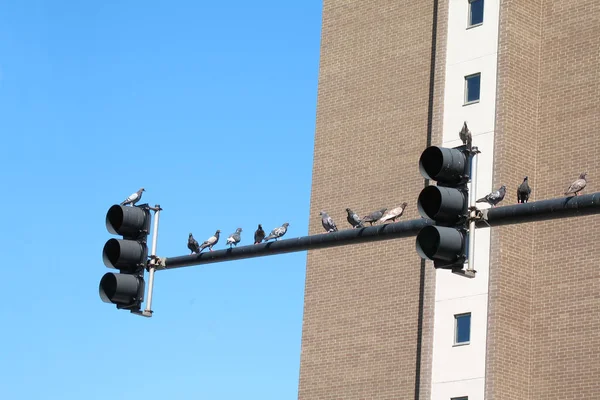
[476, 197, 487, 203]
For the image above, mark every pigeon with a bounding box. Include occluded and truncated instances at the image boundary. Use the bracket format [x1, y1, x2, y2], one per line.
[199, 230, 221, 252]
[564, 172, 587, 196]
[226, 228, 242, 248]
[345, 208, 364, 228]
[320, 211, 338, 233]
[517, 176, 531, 203]
[378, 202, 408, 224]
[361, 208, 387, 226]
[459, 121, 472, 150]
[264, 223, 289, 242]
[476, 185, 507, 207]
[120, 188, 145, 206]
[187, 233, 200, 254]
[254, 224, 265, 244]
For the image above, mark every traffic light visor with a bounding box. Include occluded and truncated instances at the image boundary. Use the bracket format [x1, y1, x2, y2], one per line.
[419, 146, 467, 184]
[106, 205, 149, 237]
[415, 225, 465, 263]
[99, 272, 143, 306]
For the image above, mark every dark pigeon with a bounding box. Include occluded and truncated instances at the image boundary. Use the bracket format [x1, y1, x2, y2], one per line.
[120, 188, 145, 206]
[264, 223, 289, 242]
[254, 224, 266, 244]
[517, 176, 531, 203]
[565, 172, 587, 196]
[476, 185, 507, 207]
[320, 211, 338, 233]
[379, 202, 408, 224]
[361, 208, 387, 226]
[199, 230, 220, 252]
[188, 233, 200, 254]
[459, 121, 472, 150]
[226, 228, 242, 248]
[346, 208, 364, 228]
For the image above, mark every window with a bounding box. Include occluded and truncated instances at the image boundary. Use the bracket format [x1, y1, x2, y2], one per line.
[468, 0, 484, 27]
[464, 73, 481, 104]
[454, 313, 471, 345]
[451, 397, 468, 400]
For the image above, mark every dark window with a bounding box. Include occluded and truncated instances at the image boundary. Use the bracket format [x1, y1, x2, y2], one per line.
[464, 73, 481, 104]
[451, 397, 468, 400]
[455, 313, 471, 345]
[468, 0, 484, 27]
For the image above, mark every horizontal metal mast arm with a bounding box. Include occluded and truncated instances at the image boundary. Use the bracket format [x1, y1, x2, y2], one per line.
[163, 218, 432, 269]
[162, 192, 600, 270]
[480, 192, 600, 227]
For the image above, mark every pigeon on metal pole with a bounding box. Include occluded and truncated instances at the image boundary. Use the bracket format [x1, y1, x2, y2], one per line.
[476, 185, 507, 207]
[345, 208, 364, 228]
[226, 228, 242, 248]
[187, 233, 200, 254]
[199, 230, 221, 252]
[378, 202, 408, 224]
[564, 172, 587, 196]
[361, 208, 387, 226]
[254, 224, 265, 244]
[120, 188, 145, 206]
[320, 211, 338, 233]
[517, 176, 532, 203]
[264, 223, 289, 242]
[458, 121, 472, 150]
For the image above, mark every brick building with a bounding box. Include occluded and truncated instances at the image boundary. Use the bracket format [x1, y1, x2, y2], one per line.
[299, 1, 600, 399]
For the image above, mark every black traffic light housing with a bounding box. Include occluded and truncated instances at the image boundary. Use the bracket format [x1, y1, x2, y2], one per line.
[100, 204, 151, 311]
[416, 145, 472, 269]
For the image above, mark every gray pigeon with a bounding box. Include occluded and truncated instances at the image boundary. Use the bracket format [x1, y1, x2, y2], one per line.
[226, 228, 242, 248]
[517, 176, 531, 203]
[378, 202, 408, 224]
[565, 172, 587, 196]
[120, 188, 145, 206]
[345, 208, 364, 228]
[320, 211, 338, 233]
[188, 233, 200, 254]
[362, 208, 387, 226]
[264, 223, 289, 242]
[254, 224, 265, 244]
[477, 185, 506, 207]
[199, 230, 221, 252]
[459, 121, 472, 150]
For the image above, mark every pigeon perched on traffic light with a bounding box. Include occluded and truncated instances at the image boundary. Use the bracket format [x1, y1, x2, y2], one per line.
[476, 185, 507, 207]
[320, 211, 338, 233]
[362, 208, 387, 226]
[226, 228, 242, 248]
[379, 202, 408, 224]
[254, 224, 265, 244]
[517, 176, 531, 203]
[565, 172, 587, 196]
[345, 208, 364, 228]
[459, 121, 472, 150]
[264, 223, 289, 242]
[120, 188, 145, 206]
[200, 230, 220, 252]
[188, 233, 200, 254]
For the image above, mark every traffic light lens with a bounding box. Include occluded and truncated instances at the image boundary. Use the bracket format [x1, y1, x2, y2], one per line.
[415, 225, 440, 260]
[419, 146, 444, 181]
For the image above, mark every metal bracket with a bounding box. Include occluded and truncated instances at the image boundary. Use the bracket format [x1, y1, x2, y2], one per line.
[452, 267, 477, 278]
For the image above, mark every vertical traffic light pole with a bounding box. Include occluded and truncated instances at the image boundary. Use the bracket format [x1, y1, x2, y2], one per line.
[464, 147, 479, 276]
[141, 205, 161, 317]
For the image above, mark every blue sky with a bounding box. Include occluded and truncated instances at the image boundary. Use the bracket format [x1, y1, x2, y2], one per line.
[0, 2, 322, 399]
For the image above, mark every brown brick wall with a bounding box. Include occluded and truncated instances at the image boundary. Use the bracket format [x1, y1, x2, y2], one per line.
[298, 1, 447, 399]
[489, 1, 600, 399]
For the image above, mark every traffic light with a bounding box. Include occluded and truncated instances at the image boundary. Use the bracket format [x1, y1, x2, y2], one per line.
[100, 204, 151, 311]
[415, 145, 472, 269]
